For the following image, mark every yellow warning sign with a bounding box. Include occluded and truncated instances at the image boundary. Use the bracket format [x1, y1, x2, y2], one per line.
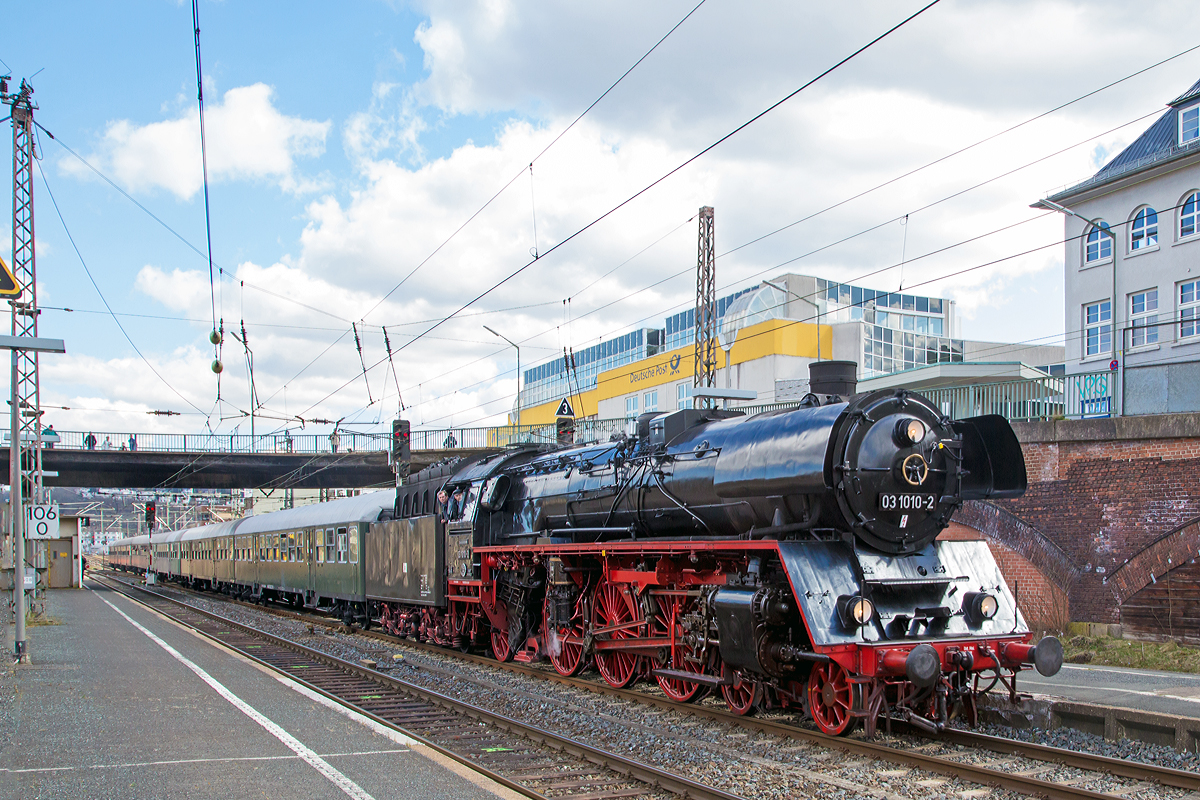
[0, 256, 21, 296]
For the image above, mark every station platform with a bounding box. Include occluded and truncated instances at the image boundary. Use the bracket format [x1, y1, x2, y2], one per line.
[0, 584, 522, 800]
[1022, 661, 1200, 719]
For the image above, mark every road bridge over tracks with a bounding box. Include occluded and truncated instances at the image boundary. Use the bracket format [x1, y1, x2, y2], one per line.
[14, 417, 634, 489]
[7, 428, 502, 489]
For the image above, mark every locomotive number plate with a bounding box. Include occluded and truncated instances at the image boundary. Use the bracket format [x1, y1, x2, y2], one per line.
[877, 493, 936, 511]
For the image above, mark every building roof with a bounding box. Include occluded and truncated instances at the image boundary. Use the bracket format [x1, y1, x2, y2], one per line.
[1169, 76, 1200, 108]
[1046, 77, 1200, 202]
[856, 361, 1052, 392]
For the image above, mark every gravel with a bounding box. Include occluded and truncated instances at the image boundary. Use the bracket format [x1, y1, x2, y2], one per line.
[136, 582, 1199, 800]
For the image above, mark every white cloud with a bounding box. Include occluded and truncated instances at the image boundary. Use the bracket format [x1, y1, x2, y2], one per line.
[39, 1, 1200, 434]
[63, 83, 330, 199]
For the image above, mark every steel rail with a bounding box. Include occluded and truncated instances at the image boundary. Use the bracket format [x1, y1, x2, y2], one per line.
[99, 571, 1200, 798]
[93, 574, 748, 800]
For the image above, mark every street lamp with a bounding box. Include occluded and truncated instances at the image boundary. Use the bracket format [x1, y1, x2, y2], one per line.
[1039, 199, 1121, 416]
[483, 326, 520, 428]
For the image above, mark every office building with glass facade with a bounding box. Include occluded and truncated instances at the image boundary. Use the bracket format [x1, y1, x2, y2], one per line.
[513, 272, 1060, 425]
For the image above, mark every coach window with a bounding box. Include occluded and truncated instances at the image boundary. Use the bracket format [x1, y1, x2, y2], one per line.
[337, 527, 348, 563]
[349, 528, 359, 564]
[402, 494, 410, 517]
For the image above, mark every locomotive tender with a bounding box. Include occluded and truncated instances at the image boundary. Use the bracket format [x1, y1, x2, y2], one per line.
[110, 362, 1062, 735]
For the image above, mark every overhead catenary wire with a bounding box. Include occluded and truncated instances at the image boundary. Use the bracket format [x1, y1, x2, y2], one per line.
[287, 0, 951, 425]
[35, 162, 211, 419]
[191, 0, 219, 350]
[372, 103, 1163, 423]
[365, 0, 946, 374]
[40, 37, 1200, 433]
[355, 0, 712, 323]
[261, 2, 714, 408]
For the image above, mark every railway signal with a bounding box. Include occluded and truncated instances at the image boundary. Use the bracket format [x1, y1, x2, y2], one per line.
[392, 419, 411, 480]
[145, 501, 156, 532]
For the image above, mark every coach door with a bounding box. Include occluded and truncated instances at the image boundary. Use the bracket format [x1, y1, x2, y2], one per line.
[305, 528, 315, 603]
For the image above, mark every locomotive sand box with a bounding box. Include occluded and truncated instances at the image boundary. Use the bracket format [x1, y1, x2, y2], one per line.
[111, 361, 1062, 736]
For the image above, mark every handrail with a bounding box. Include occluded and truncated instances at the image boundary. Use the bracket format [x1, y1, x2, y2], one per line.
[44, 371, 1118, 455]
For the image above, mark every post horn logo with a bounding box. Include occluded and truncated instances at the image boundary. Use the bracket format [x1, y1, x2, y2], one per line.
[669, 353, 681, 373]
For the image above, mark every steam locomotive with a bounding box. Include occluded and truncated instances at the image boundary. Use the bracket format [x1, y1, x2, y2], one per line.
[110, 361, 1061, 736]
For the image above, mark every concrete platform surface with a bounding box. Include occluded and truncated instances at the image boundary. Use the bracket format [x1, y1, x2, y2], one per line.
[0, 584, 522, 800]
[1018, 661, 1200, 719]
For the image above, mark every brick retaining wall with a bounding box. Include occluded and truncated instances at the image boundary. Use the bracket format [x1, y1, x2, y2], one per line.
[966, 413, 1200, 626]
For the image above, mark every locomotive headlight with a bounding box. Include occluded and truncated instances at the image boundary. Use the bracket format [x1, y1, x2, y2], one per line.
[896, 418, 926, 445]
[963, 592, 999, 625]
[836, 594, 875, 629]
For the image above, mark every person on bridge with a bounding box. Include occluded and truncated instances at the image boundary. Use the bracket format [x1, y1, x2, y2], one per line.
[129, 435, 137, 452]
[84, 432, 97, 450]
[43, 424, 56, 448]
[101, 436, 113, 450]
[330, 429, 341, 453]
[444, 432, 458, 449]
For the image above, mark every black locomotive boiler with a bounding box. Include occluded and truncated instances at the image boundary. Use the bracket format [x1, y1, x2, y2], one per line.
[379, 361, 1063, 735]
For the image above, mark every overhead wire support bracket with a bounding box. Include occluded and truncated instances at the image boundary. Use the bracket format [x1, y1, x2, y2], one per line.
[382, 326, 404, 411]
[353, 322, 374, 406]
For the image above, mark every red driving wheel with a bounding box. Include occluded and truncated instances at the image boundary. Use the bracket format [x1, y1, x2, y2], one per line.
[590, 580, 642, 688]
[490, 624, 514, 662]
[653, 592, 706, 702]
[721, 668, 762, 716]
[544, 592, 588, 676]
[807, 660, 862, 735]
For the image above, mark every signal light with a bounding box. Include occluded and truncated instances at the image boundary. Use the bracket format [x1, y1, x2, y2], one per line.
[392, 419, 411, 464]
[145, 501, 157, 531]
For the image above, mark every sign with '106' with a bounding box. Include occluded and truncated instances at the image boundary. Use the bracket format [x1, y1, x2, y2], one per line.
[25, 504, 60, 540]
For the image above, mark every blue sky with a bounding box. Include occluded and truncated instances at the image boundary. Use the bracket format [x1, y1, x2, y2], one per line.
[4, 1, 1200, 437]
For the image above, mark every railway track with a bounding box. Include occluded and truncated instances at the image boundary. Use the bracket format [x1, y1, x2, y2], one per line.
[92, 574, 745, 800]
[98, 571, 1200, 800]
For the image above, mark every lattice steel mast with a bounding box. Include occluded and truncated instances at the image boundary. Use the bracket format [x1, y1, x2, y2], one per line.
[6, 80, 44, 507]
[693, 206, 716, 405]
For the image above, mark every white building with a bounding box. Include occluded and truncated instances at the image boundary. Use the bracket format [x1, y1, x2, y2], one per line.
[1036, 77, 1200, 415]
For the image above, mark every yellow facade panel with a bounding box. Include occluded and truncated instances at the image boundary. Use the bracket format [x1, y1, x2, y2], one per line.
[518, 319, 830, 423]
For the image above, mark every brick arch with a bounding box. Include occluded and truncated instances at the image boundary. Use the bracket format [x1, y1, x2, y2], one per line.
[1107, 516, 1200, 606]
[951, 501, 1082, 594]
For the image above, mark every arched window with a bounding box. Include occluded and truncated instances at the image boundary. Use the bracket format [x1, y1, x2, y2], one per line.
[1085, 222, 1112, 263]
[402, 494, 410, 517]
[1131, 207, 1158, 251]
[1181, 191, 1200, 239]
[422, 490, 430, 514]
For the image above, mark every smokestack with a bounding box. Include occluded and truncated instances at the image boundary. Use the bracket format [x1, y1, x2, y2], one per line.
[809, 360, 857, 397]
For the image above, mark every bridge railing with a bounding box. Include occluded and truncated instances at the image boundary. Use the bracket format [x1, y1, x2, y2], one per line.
[53, 430, 393, 454]
[48, 372, 1115, 456]
[919, 370, 1113, 421]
